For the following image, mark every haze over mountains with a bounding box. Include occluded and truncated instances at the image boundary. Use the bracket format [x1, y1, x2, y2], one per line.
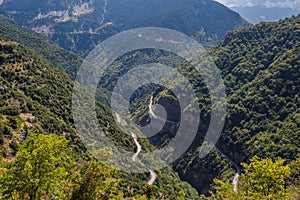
[0, 0, 249, 56]
[216, 0, 300, 23]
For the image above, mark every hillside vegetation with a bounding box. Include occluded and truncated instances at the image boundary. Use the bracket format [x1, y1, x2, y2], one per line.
[0, 36, 199, 199]
[0, 15, 82, 79]
[0, 10, 299, 200]
[130, 15, 300, 196]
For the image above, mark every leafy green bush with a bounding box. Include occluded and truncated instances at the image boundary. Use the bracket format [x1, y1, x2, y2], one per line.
[212, 156, 293, 199]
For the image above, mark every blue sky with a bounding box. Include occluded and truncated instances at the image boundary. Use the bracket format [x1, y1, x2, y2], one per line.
[215, 0, 300, 10]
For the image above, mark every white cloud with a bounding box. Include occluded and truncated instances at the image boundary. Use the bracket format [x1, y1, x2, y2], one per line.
[264, 0, 295, 9]
[259, 16, 266, 20]
[243, 1, 258, 7]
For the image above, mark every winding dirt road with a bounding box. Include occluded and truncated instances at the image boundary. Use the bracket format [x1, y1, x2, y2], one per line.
[130, 131, 158, 185]
[115, 112, 158, 185]
[131, 132, 142, 162]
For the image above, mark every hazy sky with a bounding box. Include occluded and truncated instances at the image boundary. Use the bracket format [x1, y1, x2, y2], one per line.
[215, 0, 300, 10]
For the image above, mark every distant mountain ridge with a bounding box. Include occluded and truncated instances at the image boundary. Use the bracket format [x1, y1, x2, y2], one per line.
[231, 4, 299, 24]
[0, 0, 249, 56]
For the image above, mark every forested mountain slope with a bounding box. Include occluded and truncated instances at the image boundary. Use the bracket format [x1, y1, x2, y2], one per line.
[0, 15, 82, 79]
[214, 14, 299, 163]
[0, 36, 199, 199]
[182, 14, 299, 194]
[129, 15, 300, 195]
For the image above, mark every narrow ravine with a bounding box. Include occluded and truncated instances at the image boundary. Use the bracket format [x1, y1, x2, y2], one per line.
[120, 96, 239, 188]
[148, 96, 240, 191]
[149, 96, 172, 123]
[211, 143, 240, 192]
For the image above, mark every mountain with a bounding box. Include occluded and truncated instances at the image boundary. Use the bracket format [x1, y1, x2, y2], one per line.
[0, 16, 200, 199]
[0, 0, 249, 56]
[0, 3, 299, 198]
[0, 37, 80, 154]
[130, 14, 300, 195]
[214, 14, 299, 163]
[181, 14, 299, 194]
[231, 5, 299, 24]
[0, 14, 82, 79]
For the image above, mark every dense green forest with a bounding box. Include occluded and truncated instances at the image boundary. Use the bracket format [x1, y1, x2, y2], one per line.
[0, 10, 299, 200]
[129, 15, 300, 197]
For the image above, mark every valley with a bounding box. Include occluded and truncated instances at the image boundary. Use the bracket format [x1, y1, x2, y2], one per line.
[0, 0, 299, 199]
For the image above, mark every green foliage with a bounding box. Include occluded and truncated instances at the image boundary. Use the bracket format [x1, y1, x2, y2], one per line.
[0, 6, 299, 198]
[104, 15, 300, 196]
[0, 15, 83, 79]
[240, 156, 290, 199]
[0, 133, 75, 199]
[166, 15, 300, 194]
[0, 38, 77, 138]
[287, 157, 300, 199]
[7, 116, 22, 130]
[212, 179, 237, 199]
[0, 124, 12, 139]
[8, 139, 19, 156]
[212, 156, 292, 200]
[214, 15, 300, 163]
[289, 157, 300, 186]
[71, 159, 120, 200]
[0, 37, 199, 198]
[0, 133, 124, 200]
[0, 132, 3, 146]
